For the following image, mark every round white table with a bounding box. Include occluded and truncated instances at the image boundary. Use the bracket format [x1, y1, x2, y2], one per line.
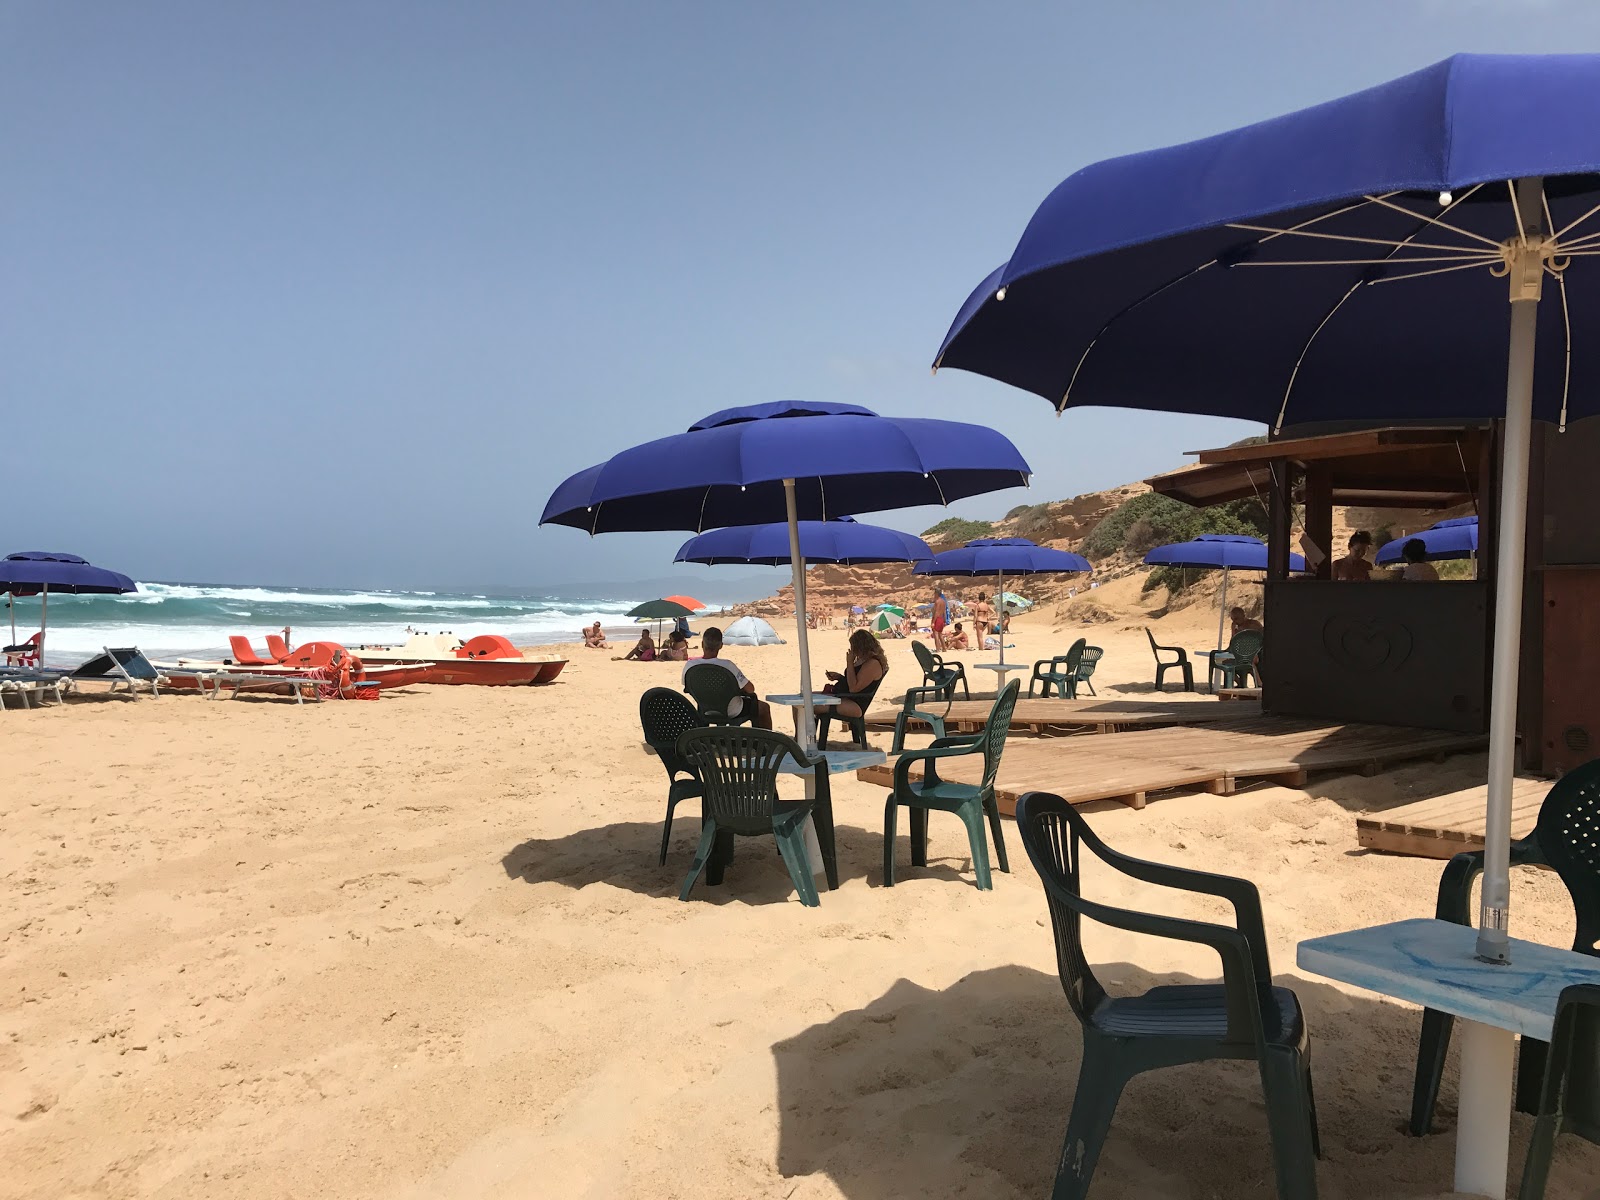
[971, 662, 1027, 693]
[765, 692, 841, 740]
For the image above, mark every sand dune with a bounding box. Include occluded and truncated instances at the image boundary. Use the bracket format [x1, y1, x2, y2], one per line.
[2, 614, 1594, 1198]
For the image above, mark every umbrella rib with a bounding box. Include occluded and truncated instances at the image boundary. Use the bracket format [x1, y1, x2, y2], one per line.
[1363, 258, 1500, 285]
[1234, 252, 1499, 267]
[1555, 267, 1572, 432]
[1362, 191, 1504, 248]
[1057, 196, 1378, 410]
[1274, 279, 1364, 435]
[1224, 221, 1495, 257]
[1550, 194, 1600, 242]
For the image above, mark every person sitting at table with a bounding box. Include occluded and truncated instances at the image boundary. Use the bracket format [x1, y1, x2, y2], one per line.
[1397, 538, 1440, 581]
[618, 629, 655, 661]
[821, 629, 888, 730]
[1229, 607, 1263, 636]
[656, 630, 690, 661]
[945, 621, 970, 650]
[686, 626, 772, 728]
[1332, 530, 1375, 580]
[583, 621, 609, 649]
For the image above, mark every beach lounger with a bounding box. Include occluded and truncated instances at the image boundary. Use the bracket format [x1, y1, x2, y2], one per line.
[229, 636, 278, 667]
[161, 665, 321, 703]
[1015, 790, 1320, 1200]
[0, 670, 66, 711]
[62, 647, 163, 700]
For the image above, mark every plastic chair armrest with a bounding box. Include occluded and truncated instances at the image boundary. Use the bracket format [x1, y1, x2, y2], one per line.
[893, 740, 982, 792]
[1434, 836, 1543, 925]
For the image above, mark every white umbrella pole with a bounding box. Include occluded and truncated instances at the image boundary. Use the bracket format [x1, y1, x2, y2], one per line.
[784, 479, 817, 753]
[996, 567, 1006, 668]
[40, 587, 47, 661]
[1216, 566, 1231, 652]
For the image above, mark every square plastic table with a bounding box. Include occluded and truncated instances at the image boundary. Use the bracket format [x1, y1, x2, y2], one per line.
[765, 691, 840, 741]
[1298, 917, 1600, 1198]
[970, 662, 1026, 693]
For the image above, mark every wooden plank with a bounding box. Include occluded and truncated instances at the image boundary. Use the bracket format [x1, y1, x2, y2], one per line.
[863, 697, 1258, 735]
[1354, 778, 1548, 859]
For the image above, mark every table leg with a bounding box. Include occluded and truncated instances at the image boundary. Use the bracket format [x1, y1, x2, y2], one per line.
[807, 766, 838, 891]
[1454, 1018, 1515, 1199]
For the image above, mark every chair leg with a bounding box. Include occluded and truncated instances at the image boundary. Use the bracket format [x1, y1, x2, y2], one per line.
[1050, 1038, 1128, 1200]
[958, 803, 992, 890]
[816, 713, 831, 750]
[1515, 1035, 1548, 1116]
[1259, 1049, 1319, 1200]
[882, 797, 899, 886]
[774, 825, 820, 908]
[679, 821, 720, 901]
[1181, 663, 1194, 691]
[658, 798, 677, 866]
[1410, 1007, 1455, 1136]
[984, 793, 1010, 874]
[909, 806, 928, 868]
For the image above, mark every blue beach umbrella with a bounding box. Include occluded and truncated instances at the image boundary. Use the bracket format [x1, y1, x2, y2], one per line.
[933, 54, 1600, 982]
[674, 517, 932, 567]
[1, 551, 137, 659]
[1375, 516, 1480, 565]
[1143, 535, 1308, 650]
[542, 402, 1030, 747]
[914, 538, 1090, 667]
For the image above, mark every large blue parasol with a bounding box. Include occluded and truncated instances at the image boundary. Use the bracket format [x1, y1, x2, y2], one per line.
[1143, 535, 1307, 650]
[933, 53, 1600, 979]
[543, 403, 1030, 747]
[674, 517, 932, 567]
[1376, 517, 1479, 565]
[930, 53, 1600, 1188]
[1, 551, 137, 660]
[913, 538, 1090, 668]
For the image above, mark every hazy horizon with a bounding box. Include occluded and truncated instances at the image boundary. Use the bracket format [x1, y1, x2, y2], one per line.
[7, 4, 1595, 591]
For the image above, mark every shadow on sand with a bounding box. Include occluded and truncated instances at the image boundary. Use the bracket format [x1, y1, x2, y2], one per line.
[770, 962, 1588, 1199]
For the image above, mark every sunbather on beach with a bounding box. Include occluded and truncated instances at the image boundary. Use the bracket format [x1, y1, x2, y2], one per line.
[656, 631, 689, 661]
[945, 622, 969, 650]
[583, 621, 609, 649]
[821, 629, 888, 726]
[617, 630, 655, 661]
[686, 627, 771, 728]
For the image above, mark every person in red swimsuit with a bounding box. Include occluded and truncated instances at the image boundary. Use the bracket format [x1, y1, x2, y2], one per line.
[930, 588, 949, 649]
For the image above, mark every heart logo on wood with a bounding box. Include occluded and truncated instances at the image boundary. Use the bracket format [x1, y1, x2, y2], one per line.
[1320, 616, 1414, 671]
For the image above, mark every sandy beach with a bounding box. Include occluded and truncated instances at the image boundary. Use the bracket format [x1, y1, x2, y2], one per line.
[3, 604, 1595, 1200]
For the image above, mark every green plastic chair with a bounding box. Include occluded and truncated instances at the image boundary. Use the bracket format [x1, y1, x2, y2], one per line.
[911, 639, 969, 700]
[639, 688, 705, 865]
[884, 680, 1018, 890]
[815, 667, 887, 750]
[1212, 628, 1265, 688]
[1074, 646, 1104, 696]
[1015, 791, 1320, 1199]
[1028, 638, 1087, 698]
[890, 683, 952, 754]
[675, 726, 820, 907]
[1412, 759, 1600, 1137]
[683, 661, 755, 726]
[1146, 627, 1194, 691]
[1519, 983, 1600, 1199]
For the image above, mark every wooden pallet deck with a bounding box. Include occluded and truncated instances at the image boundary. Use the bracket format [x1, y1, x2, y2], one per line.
[1355, 777, 1548, 859]
[855, 717, 1487, 815]
[863, 696, 1260, 736]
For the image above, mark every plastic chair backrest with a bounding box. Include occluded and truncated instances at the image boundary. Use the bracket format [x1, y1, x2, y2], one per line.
[683, 661, 744, 721]
[677, 726, 807, 833]
[1061, 638, 1087, 671]
[1228, 628, 1265, 664]
[1145, 627, 1161, 654]
[911, 641, 939, 678]
[264, 634, 291, 660]
[980, 681, 1021, 792]
[639, 687, 702, 780]
[1077, 647, 1104, 679]
[1534, 758, 1600, 955]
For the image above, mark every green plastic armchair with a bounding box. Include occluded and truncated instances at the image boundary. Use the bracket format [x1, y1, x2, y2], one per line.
[1028, 638, 1087, 698]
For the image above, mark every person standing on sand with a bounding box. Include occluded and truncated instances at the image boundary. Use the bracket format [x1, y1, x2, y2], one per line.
[971, 593, 994, 638]
[931, 588, 949, 649]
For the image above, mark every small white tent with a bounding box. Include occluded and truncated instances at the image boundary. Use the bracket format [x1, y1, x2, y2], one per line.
[722, 615, 785, 646]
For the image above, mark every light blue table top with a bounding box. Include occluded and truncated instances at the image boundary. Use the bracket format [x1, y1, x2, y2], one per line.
[779, 748, 886, 775]
[1297, 917, 1600, 1041]
[766, 693, 842, 706]
[972, 662, 1024, 673]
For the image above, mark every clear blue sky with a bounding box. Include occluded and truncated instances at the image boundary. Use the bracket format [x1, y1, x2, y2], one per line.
[4, 2, 1594, 591]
